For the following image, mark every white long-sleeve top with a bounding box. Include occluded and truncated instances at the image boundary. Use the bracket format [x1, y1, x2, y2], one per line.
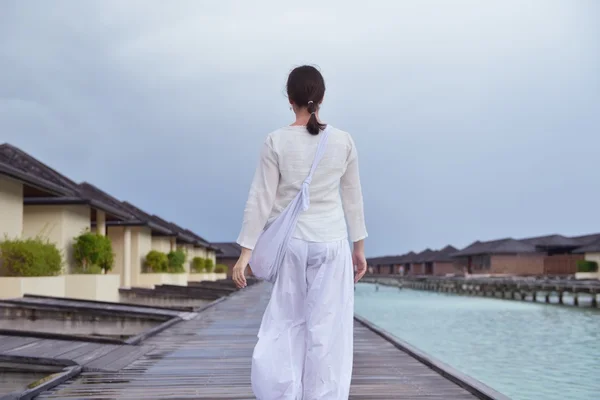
[237, 125, 367, 250]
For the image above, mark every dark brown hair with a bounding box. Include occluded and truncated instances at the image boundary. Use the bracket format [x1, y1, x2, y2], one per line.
[286, 65, 327, 135]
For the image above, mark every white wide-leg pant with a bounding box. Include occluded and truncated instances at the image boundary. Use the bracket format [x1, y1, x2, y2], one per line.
[251, 238, 355, 400]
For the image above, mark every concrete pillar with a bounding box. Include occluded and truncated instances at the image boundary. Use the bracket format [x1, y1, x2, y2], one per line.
[96, 210, 106, 236]
[123, 227, 131, 288]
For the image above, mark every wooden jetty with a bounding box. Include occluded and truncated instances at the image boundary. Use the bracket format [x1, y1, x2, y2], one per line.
[34, 282, 505, 400]
[364, 275, 600, 307]
[118, 278, 259, 308]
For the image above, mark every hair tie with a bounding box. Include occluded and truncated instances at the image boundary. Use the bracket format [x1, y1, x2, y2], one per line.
[307, 100, 314, 104]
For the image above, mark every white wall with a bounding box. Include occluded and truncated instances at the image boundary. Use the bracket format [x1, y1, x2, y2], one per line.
[65, 274, 121, 302]
[22, 204, 90, 272]
[0, 276, 66, 299]
[151, 236, 171, 253]
[585, 252, 600, 266]
[194, 247, 208, 259]
[0, 176, 23, 239]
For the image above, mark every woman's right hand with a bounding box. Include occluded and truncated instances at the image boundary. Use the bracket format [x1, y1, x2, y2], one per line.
[353, 240, 367, 283]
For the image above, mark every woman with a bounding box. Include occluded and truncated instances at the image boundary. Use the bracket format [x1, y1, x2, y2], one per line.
[232, 65, 368, 400]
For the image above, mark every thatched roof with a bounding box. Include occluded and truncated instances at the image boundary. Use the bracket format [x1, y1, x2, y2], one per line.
[412, 248, 435, 263]
[213, 242, 242, 258]
[520, 234, 581, 248]
[452, 238, 537, 257]
[429, 245, 459, 262]
[573, 238, 600, 254]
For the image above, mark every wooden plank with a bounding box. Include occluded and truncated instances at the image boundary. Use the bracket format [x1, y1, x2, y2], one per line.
[74, 344, 121, 366]
[85, 345, 155, 372]
[38, 340, 89, 359]
[35, 282, 492, 400]
[0, 335, 39, 352]
[5, 296, 182, 319]
[4, 339, 65, 357]
[55, 343, 104, 361]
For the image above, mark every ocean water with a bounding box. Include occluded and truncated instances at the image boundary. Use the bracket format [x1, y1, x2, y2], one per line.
[354, 283, 600, 400]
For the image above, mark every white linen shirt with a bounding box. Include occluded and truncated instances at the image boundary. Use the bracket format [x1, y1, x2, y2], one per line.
[237, 125, 367, 250]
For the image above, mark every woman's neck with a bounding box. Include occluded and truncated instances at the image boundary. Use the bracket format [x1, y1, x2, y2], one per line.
[291, 110, 320, 126]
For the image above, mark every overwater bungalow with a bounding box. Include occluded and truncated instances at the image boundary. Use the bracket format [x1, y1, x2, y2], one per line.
[366, 254, 406, 274]
[520, 234, 584, 275]
[399, 251, 417, 275]
[452, 238, 542, 275]
[423, 245, 460, 276]
[451, 234, 587, 276]
[408, 248, 435, 275]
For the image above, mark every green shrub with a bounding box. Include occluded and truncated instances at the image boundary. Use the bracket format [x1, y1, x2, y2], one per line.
[577, 260, 598, 273]
[72, 265, 104, 275]
[192, 257, 206, 273]
[205, 258, 215, 273]
[73, 231, 114, 273]
[145, 250, 168, 273]
[0, 237, 63, 277]
[214, 264, 228, 274]
[167, 250, 186, 273]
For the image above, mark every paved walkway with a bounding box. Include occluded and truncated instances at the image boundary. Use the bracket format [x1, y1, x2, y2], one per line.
[37, 282, 478, 399]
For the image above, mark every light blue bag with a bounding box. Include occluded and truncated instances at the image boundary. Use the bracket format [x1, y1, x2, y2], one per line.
[249, 126, 332, 283]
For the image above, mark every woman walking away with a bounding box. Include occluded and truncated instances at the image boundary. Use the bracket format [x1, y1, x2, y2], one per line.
[232, 65, 368, 400]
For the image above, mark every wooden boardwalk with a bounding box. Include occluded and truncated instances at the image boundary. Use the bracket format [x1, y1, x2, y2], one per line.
[32, 282, 485, 399]
[0, 335, 155, 372]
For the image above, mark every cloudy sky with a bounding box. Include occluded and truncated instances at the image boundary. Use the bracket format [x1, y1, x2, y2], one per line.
[1, 0, 599, 256]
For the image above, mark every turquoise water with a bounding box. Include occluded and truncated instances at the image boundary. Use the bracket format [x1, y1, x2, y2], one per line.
[354, 284, 600, 400]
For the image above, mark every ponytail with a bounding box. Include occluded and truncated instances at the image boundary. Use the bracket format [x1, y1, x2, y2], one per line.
[306, 100, 327, 136]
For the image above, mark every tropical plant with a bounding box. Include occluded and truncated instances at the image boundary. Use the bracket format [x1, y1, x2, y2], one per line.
[204, 258, 215, 273]
[0, 237, 63, 277]
[167, 250, 187, 273]
[192, 257, 206, 273]
[214, 264, 228, 274]
[577, 260, 598, 273]
[73, 231, 114, 273]
[145, 250, 169, 273]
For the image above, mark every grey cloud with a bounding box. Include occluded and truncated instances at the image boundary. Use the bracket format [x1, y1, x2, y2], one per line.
[1, 0, 599, 256]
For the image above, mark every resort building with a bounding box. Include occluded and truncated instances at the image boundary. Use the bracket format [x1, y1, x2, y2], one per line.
[0, 143, 222, 299]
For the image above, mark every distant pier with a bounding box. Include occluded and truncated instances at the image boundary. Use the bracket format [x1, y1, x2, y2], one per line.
[363, 275, 600, 308]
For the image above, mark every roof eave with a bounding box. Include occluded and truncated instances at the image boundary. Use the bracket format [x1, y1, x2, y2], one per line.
[0, 163, 74, 197]
[23, 196, 133, 222]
